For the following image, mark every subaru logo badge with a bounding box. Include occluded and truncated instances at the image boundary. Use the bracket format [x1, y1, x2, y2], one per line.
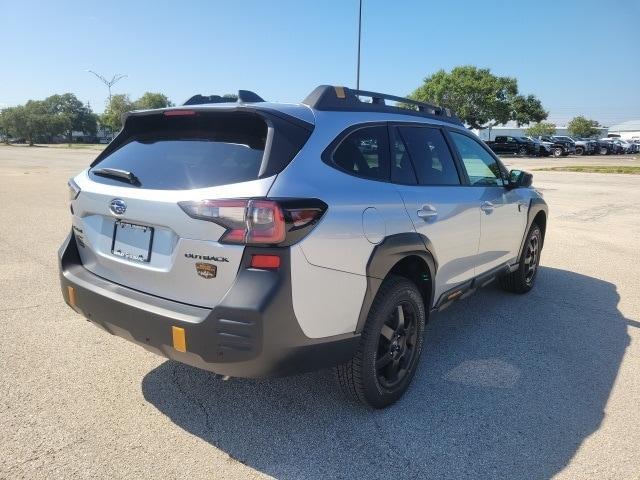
[109, 198, 127, 215]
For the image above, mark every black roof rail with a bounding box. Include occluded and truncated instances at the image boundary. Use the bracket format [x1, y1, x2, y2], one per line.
[302, 85, 463, 126]
[183, 90, 265, 106]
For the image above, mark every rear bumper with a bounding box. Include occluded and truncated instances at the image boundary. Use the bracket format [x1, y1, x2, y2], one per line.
[58, 232, 359, 378]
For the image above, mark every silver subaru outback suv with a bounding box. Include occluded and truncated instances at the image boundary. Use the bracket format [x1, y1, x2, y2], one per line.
[59, 85, 547, 408]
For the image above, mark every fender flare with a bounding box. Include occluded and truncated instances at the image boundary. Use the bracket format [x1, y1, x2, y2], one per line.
[516, 197, 548, 263]
[355, 233, 437, 333]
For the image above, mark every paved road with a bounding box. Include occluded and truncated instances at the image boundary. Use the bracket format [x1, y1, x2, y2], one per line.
[1, 146, 639, 479]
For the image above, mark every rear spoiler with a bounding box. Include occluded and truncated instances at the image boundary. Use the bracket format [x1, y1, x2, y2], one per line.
[183, 90, 265, 106]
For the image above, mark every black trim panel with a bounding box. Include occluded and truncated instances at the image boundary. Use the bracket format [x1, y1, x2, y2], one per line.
[356, 233, 437, 333]
[433, 262, 512, 311]
[59, 232, 358, 378]
[516, 197, 548, 262]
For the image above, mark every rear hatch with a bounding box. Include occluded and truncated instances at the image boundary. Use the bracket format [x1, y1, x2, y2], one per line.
[70, 107, 312, 307]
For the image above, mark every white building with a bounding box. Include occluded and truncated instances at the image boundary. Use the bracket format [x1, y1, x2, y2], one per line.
[607, 120, 640, 140]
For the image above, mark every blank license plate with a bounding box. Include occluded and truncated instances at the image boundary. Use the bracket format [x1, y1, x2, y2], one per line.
[111, 221, 154, 262]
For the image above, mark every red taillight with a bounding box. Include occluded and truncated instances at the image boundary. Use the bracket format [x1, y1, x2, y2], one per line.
[250, 254, 281, 269]
[247, 200, 286, 244]
[178, 198, 326, 246]
[163, 110, 197, 116]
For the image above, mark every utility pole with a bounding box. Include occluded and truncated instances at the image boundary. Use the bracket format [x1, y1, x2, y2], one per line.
[86, 70, 127, 105]
[356, 0, 362, 90]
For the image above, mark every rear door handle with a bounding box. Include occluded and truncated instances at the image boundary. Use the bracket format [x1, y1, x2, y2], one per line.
[480, 201, 494, 213]
[417, 205, 438, 220]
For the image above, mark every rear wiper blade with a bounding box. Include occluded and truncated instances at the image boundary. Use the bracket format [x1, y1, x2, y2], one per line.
[92, 167, 140, 186]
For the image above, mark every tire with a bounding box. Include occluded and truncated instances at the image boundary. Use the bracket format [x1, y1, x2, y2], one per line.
[336, 275, 426, 408]
[575, 146, 584, 155]
[518, 146, 528, 156]
[499, 223, 542, 294]
[553, 147, 563, 157]
[599, 147, 608, 155]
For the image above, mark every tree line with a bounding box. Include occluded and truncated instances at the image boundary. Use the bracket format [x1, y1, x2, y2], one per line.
[409, 66, 602, 138]
[0, 66, 605, 145]
[524, 117, 602, 138]
[0, 92, 173, 145]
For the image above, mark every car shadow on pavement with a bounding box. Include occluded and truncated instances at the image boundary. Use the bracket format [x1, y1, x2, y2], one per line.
[142, 266, 631, 479]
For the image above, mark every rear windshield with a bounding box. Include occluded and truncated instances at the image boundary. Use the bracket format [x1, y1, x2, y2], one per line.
[90, 112, 268, 190]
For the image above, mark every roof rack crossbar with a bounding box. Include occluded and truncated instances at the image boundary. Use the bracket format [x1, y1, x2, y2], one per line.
[302, 85, 460, 126]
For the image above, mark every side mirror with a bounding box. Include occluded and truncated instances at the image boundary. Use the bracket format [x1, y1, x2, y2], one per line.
[508, 169, 533, 188]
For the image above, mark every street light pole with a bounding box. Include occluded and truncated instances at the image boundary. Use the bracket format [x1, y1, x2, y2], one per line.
[86, 70, 127, 105]
[356, 0, 362, 90]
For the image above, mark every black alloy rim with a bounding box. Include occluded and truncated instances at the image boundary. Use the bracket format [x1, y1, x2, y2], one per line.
[375, 301, 418, 389]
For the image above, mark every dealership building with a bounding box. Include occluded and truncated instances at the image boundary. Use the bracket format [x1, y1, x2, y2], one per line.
[607, 120, 640, 140]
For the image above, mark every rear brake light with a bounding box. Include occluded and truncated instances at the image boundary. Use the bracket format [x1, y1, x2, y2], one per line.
[178, 198, 327, 246]
[250, 254, 281, 269]
[163, 110, 197, 116]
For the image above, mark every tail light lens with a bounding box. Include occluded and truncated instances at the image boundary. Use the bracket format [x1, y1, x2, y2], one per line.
[178, 198, 326, 246]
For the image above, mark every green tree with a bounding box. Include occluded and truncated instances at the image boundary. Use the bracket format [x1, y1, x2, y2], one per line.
[0, 101, 67, 145]
[567, 116, 601, 138]
[43, 93, 97, 143]
[134, 92, 174, 110]
[409, 66, 548, 129]
[0, 110, 9, 144]
[100, 94, 135, 133]
[525, 122, 557, 137]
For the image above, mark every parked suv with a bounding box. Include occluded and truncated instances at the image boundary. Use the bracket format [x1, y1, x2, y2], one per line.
[537, 135, 575, 157]
[553, 135, 596, 155]
[59, 86, 548, 408]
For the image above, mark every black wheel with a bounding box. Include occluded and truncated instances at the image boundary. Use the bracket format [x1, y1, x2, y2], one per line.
[500, 223, 542, 294]
[553, 147, 563, 157]
[575, 146, 584, 155]
[518, 146, 528, 156]
[599, 147, 608, 155]
[336, 275, 426, 408]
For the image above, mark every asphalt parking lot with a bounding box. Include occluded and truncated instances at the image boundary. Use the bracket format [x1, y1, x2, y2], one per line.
[1, 145, 639, 479]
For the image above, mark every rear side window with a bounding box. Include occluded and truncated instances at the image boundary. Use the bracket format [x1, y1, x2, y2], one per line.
[397, 126, 460, 185]
[90, 112, 269, 190]
[391, 132, 417, 184]
[449, 131, 505, 187]
[331, 126, 390, 181]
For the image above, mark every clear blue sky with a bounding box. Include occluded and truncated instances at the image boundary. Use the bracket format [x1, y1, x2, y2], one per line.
[2, 0, 639, 126]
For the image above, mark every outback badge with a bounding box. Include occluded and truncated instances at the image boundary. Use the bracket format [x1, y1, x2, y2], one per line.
[195, 262, 217, 279]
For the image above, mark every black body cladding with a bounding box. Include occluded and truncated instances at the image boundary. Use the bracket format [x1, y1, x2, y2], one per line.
[59, 232, 359, 377]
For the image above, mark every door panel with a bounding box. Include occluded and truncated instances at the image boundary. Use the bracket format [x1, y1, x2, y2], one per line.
[447, 130, 528, 275]
[393, 126, 481, 302]
[476, 187, 528, 274]
[398, 186, 481, 301]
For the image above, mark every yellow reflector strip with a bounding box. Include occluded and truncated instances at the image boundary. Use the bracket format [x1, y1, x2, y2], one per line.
[334, 86, 346, 99]
[172, 326, 187, 352]
[67, 286, 77, 307]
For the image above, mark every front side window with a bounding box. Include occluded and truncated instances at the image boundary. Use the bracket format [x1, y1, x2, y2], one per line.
[331, 126, 390, 181]
[397, 126, 460, 186]
[449, 131, 505, 187]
